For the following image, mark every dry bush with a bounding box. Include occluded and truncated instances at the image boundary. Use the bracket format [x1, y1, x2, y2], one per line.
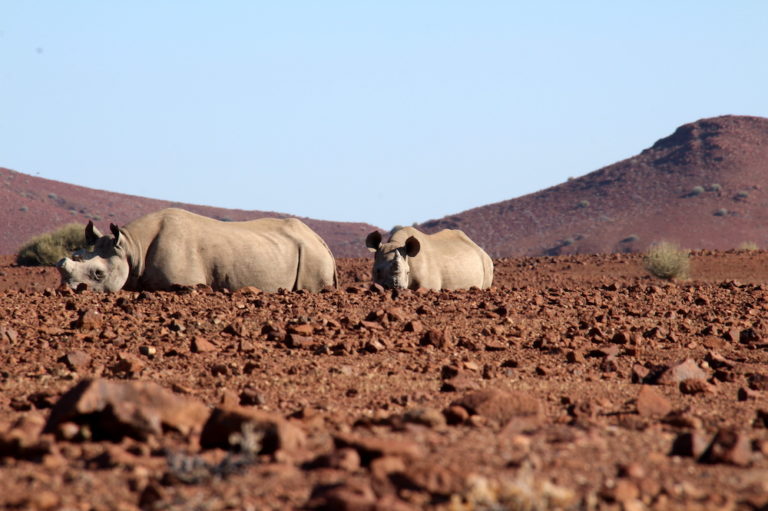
[737, 241, 759, 251]
[643, 241, 690, 280]
[16, 223, 87, 266]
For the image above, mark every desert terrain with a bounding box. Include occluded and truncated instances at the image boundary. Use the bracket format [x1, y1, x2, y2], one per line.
[0, 251, 767, 510]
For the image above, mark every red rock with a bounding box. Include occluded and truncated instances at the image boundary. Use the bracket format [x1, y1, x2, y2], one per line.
[636, 386, 672, 417]
[404, 320, 423, 334]
[44, 379, 209, 440]
[444, 405, 470, 425]
[200, 405, 306, 454]
[288, 323, 314, 336]
[420, 328, 453, 348]
[748, 373, 768, 391]
[670, 430, 711, 458]
[0, 413, 51, 459]
[0, 325, 18, 344]
[656, 359, 708, 385]
[451, 388, 543, 428]
[738, 387, 762, 401]
[334, 433, 423, 464]
[679, 379, 715, 395]
[60, 350, 91, 372]
[286, 333, 315, 349]
[191, 336, 217, 353]
[74, 308, 102, 330]
[370, 455, 406, 480]
[307, 479, 376, 510]
[701, 428, 752, 466]
[110, 352, 145, 376]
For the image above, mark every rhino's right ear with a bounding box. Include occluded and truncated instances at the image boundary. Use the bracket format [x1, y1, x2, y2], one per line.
[109, 223, 121, 246]
[365, 231, 382, 252]
[85, 220, 103, 245]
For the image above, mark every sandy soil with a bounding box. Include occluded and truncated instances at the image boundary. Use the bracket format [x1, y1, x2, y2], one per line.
[0, 252, 767, 510]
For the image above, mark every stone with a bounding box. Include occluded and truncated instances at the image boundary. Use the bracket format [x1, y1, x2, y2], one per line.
[679, 379, 715, 395]
[60, 350, 92, 372]
[402, 407, 446, 428]
[44, 379, 209, 441]
[748, 373, 768, 391]
[656, 359, 708, 385]
[307, 479, 376, 511]
[444, 405, 470, 425]
[0, 413, 51, 459]
[74, 309, 102, 330]
[404, 320, 424, 334]
[200, 405, 306, 454]
[701, 428, 751, 466]
[670, 431, 711, 459]
[312, 448, 361, 472]
[451, 388, 543, 428]
[191, 336, 217, 353]
[334, 433, 423, 465]
[0, 326, 18, 344]
[420, 328, 453, 348]
[110, 352, 146, 377]
[636, 386, 672, 417]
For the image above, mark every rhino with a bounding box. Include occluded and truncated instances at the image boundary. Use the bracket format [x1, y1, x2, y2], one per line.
[57, 208, 337, 292]
[365, 226, 493, 290]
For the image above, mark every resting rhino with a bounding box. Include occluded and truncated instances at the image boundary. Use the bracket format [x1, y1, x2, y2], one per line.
[57, 208, 337, 292]
[365, 226, 493, 290]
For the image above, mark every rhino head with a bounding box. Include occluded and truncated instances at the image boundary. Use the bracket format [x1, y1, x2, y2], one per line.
[365, 230, 421, 289]
[56, 221, 131, 292]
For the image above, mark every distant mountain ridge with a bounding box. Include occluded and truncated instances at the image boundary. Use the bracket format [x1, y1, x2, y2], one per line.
[418, 115, 768, 257]
[4, 115, 768, 259]
[0, 168, 379, 257]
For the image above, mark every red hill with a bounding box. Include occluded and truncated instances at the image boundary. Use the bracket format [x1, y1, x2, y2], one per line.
[419, 115, 768, 257]
[0, 168, 379, 257]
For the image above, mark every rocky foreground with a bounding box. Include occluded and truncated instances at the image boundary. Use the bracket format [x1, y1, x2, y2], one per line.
[0, 254, 767, 510]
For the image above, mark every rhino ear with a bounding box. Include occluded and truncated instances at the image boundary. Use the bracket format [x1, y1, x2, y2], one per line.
[85, 220, 102, 245]
[365, 231, 382, 252]
[109, 223, 121, 246]
[404, 236, 420, 257]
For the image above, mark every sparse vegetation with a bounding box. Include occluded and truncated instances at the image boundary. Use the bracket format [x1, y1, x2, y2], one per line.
[19, 205, 29, 212]
[621, 234, 639, 243]
[576, 200, 590, 209]
[643, 241, 690, 280]
[689, 185, 705, 197]
[389, 225, 405, 234]
[16, 223, 87, 266]
[707, 183, 722, 192]
[47, 192, 58, 200]
[734, 191, 749, 201]
[737, 241, 759, 251]
[714, 208, 729, 216]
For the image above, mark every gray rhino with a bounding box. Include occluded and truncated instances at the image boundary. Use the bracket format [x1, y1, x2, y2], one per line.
[57, 208, 337, 292]
[365, 226, 493, 290]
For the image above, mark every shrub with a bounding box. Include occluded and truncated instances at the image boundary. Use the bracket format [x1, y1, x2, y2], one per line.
[737, 241, 759, 251]
[576, 200, 590, 209]
[16, 223, 88, 266]
[707, 183, 722, 192]
[689, 186, 705, 197]
[714, 208, 728, 217]
[19, 205, 29, 212]
[643, 241, 690, 280]
[621, 234, 639, 243]
[734, 191, 749, 201]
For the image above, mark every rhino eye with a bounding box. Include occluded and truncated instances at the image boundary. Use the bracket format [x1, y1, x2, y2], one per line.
[92, 269, 106, 281]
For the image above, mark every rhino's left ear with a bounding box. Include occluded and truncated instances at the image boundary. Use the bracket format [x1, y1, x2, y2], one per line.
[85, 220, 103, 245]
[365, 231, 382, 252]
[404, 236, 420, 257]
[109, 223, 121, 246]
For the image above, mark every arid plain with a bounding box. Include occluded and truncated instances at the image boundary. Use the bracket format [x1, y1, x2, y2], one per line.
[0, 252, 767, 510]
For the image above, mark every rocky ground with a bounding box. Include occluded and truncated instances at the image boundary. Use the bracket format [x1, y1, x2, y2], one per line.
[0, 252, 767, 510]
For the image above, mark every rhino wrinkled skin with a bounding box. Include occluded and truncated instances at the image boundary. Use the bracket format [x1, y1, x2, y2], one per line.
[57, 208, 337, 292]
[365, 226, 493, 290]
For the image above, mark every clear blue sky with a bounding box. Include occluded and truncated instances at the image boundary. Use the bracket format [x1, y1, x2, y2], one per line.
[2, 2, 767, 229]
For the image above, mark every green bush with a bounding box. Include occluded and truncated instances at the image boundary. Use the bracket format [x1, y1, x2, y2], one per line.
[714, 208, 728, 217]
[576, 200, 590, 209]
[16, 223, 88, 266]
[643, 241, 690, 280]
[689, 185, 705, 197]
[707, 183, 722, 192]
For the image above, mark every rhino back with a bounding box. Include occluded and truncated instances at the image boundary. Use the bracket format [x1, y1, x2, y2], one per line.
[402, 228, 492, 290]
[127, 209, 334, 291]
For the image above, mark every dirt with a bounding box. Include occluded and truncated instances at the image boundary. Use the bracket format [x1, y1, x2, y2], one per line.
[1, 252, 767, 510]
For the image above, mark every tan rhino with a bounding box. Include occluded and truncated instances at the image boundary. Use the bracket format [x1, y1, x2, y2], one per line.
[365, 226, 493, 290]
[57, 208, 337, 292]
